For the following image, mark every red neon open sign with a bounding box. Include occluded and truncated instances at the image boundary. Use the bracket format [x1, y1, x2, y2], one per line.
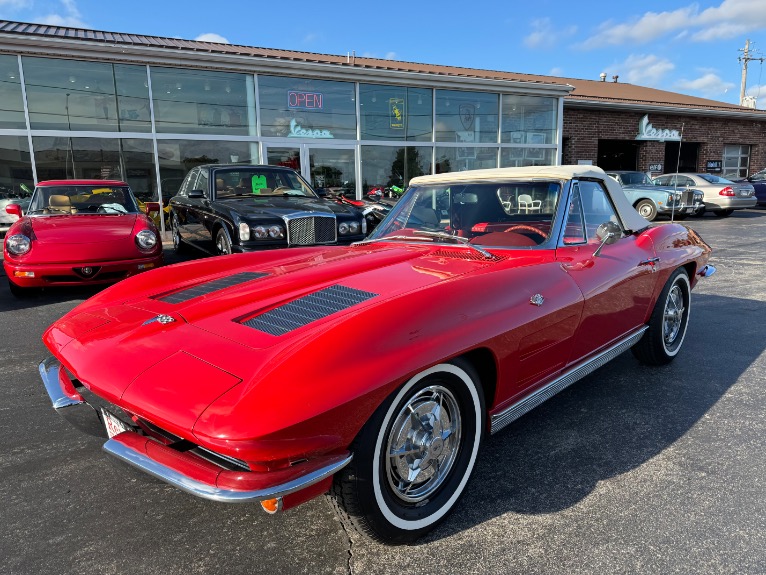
[288, 91, 323, 109]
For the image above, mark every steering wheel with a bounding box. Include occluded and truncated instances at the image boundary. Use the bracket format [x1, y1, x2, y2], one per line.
[504, 224, 547, 238]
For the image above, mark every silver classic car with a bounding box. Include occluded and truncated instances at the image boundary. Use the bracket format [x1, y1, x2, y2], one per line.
[607, 171, 703, 221]
[653, 173, 755, 217]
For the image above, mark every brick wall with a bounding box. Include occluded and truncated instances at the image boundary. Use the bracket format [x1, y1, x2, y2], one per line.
[563, 107, 766, 174]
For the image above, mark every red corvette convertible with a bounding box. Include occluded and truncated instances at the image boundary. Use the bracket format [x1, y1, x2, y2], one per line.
[39, 166, 714, 543]
[4, 180, 162, 296]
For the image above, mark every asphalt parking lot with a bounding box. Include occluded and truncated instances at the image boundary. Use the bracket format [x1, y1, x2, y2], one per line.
[1, 210, 765, 575]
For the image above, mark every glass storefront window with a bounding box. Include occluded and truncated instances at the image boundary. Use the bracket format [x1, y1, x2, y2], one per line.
[0, 55, 26, 129]
[361, 146, 432, 192]
[259, 75, 356, 139]
[435, 90, 499, 144]
[722, 144, 750, 178]
[501, 95, 557, 147]
[435, 146, 497, 173]
[359, 84, 432, 141]
[151, 67, 255, 136]
[500, 147, 556, 167]
[156, 139, 259, 197]
[0, 135, 33, 193]
[23, 57, 150, 132]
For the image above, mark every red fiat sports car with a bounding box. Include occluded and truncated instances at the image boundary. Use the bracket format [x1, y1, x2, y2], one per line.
[39, 166, 714, 543]
[4, 180, 162, 296]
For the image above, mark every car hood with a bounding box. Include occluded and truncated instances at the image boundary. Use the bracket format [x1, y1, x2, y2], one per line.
[44, 243, 515, 439]
[216, 196, 357, 218]
[30, 214, 138, 243]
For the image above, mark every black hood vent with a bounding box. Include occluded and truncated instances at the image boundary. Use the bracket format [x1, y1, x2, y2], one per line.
[241, 284, 377, 336]
[155, 271, 268, 304]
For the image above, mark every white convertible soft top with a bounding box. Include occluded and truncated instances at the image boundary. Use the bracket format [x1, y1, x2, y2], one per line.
[409, 165, 650, 233]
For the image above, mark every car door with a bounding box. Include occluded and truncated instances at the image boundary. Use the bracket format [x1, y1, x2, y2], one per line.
[555, 179, 659, 363]
[188, 168, 215, 250]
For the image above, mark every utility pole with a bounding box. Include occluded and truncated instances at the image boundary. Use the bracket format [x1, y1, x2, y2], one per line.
[739, 39, 765, 106]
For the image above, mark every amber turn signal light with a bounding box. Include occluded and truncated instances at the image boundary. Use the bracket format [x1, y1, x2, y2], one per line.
[260, 497, 283, 514]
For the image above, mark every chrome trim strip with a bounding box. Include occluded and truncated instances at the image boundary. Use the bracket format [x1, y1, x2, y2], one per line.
[39, 356, 83, 409]
[490, 326, 648, 435]
[103, 438, 353, 503]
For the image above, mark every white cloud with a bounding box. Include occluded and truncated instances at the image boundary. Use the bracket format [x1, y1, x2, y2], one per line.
[195, 33, 229, 44]
[675, 72, 735, 97]
[607, 54, 675, 87]
[580, 0, 766, 48]
[746, 84, 766, 108]
[34, 0, 88, 28]
[0, 0, 31, 8]
[384, 51, 396, 60]
[548, 67, 564, 76]
[360, 51, 397, 60]
[524, 18, 576, 49]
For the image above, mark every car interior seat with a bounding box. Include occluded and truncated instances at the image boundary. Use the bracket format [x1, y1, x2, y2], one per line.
[48, 194, 75, 214]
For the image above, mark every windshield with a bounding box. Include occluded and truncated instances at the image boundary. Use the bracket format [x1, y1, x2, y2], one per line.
[214, 168, 317, 198]
[27, 185, 139, 215]
[368, 181, 561, 248]
[698, 174, 734, 184]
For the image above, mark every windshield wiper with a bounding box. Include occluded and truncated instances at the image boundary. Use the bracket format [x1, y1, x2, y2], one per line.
[352, 235, 436, 246]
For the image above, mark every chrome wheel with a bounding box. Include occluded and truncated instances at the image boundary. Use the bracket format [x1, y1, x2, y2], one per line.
[172, 217, 180, 249]
[385, 385, 461, 503]
[663, 284, 685, 346]
[215, 228, 231, 255]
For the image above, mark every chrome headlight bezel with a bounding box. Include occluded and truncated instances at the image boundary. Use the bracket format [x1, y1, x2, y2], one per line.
[6, 234, 31, 256]
[267, 225, 284, 239]
[135, 229, 158, 251]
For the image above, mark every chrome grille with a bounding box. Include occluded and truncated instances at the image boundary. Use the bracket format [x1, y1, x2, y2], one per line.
[241, 284, 377, 336]
[286, 215, 337, 245]
[680, 190, 696, 206]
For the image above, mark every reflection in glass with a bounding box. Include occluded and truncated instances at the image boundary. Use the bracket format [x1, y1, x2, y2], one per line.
[361, 146, 431, 192]
[0, 135, 33, 195]
[259, 75, 356, 139]
[501, 95, 557, 146]
[360, 84, 432, 141]
[0, 55, 26, 129]
[500, 147, 556, 167]
[151, 67, 254, 135]
[309, 148, 356, 193]
[23, 57, 151, 132]
[435, 146, 497, 173]
[435, 90, 499, 143]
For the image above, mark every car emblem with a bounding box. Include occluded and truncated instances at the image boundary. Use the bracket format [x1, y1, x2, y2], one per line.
[142, 314, 176, 326]
[530, 294, 545, 307]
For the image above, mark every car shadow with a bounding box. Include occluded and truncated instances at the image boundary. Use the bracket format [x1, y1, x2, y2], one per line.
[423, 291, 764, 542]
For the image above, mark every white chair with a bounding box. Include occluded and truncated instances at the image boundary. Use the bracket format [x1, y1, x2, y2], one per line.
[518, 194, 541, 213]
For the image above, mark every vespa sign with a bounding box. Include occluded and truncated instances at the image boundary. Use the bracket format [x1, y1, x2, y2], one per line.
[635, 115, 681, 142]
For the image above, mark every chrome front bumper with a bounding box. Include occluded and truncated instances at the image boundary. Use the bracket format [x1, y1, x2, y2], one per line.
[39, 356, 352, 504]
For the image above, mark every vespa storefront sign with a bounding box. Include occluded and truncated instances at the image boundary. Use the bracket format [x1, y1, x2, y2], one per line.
[635, 115, 681, 142]
[287, 118, 334, 139]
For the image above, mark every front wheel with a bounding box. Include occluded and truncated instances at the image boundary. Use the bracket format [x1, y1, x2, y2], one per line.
[171, 214, 188, 254]
[215, 228, 232, 255]
[635, 200, 657, 221]
[330, 360, 485, 543]
[632, 268, 691, 365]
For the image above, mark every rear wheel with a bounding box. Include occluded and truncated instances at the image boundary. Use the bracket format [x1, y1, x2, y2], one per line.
[171, 214, 188, 254]
[635, 200, 657, 221]
[714, 209, 734, 217]
[330, 359, 485, 543]
[215, 227, 232, 255]
[632, 268, 690, 365]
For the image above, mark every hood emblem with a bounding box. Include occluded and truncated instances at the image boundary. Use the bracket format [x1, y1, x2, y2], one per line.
[142, 314, 176, 326]
[530, 294, 545, 307]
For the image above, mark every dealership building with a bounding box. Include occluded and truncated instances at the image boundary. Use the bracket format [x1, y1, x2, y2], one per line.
[0, 19, 764, 230]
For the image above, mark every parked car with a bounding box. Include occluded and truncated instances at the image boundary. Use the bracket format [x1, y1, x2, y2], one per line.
[735, 168, 766, 206]
[606, 170, 703, 221]
[0, 183, 33, 235]
[653, 173, 756, 216]
[39, 166, 714, 543]
[170, 165, 366, 255]
[3, 180, 162, 297]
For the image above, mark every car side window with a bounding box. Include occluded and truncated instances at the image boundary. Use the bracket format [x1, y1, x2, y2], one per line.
[196, 171, 209, 196]
[654, 176, 670, 186]
[680, 176, 694, 187]
[179, 169, 198, 197]
[563, 182, 587, 244]
[578, 180, 622, 242]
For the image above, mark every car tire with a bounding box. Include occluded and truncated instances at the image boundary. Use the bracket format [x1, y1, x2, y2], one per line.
[171, 214, 188, 254]
[8, 279, 36, 298]
[330, 359, 485, 544]
[672, 213, 688, 220]
[631, 268, 690, 365]
[635, 200, 657, 221]
[215, 227, 232, 256]
[714, 209, 734, 217]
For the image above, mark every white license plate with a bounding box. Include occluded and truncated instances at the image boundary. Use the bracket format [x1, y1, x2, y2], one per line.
[101, 407, 131, 438]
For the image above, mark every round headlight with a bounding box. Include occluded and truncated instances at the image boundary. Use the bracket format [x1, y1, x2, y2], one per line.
[268, 225, 284, 239]
[348, 221, 360, 234]
[338, 222, 350, 235]
[135, 230, 157, 250]
[239, 222, 250, 241]
[253, 225, 268, 239]
[6, 234, 31, 256]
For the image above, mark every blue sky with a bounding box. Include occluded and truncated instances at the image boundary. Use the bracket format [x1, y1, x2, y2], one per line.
[3, 0, 766, 108]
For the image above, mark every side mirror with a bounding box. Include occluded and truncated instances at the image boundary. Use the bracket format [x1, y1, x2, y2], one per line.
[593, 221, 621, 257]
[5, 203, 22, 218]
[188, 189, 205, 199]
[453, 192, 478, 204]
[144, 201, 161, 215]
